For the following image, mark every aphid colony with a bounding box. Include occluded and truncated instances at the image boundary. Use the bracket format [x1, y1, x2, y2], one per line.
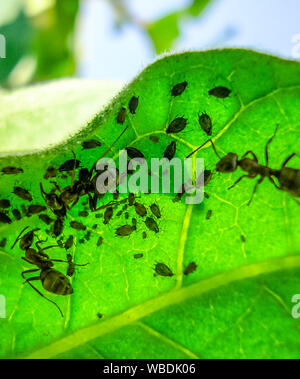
[1, 78, 298, 318]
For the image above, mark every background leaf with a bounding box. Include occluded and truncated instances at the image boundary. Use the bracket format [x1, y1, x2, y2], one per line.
[0, 49, 300, 359]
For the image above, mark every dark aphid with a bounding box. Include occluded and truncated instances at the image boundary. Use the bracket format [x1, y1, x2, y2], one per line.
[183, 262, 197, 276]
[12, 209, 22, 220]
[70, 221, 86, 231]
[79, 211, 89, 217]
[116, 225, 136, 237]
[149, 135, 159, 143]
[79, 239, 85, 244]
[132, 218, 137, 227]
[153, 262, 174, 277]
[128, 193, 134, 206]
[241, 235, 246, 243]
[97, 313, 103, 319]
[84, 231, 91, 241]
[13, 186, 33, 202]
[0, 238, 7, 248]
[209, 86, 231, 98]
[103, 207, 113, 225]
[113, 191, 120, 200]
[27, 205, 47, 216]
[163, 141, 176, 160]
[145, 217, 159, 233]
[134, 253, 143, 259]
[39, 214, 54, 225]
[199, 113, 212, 136]
[206, 210, 212, 220]
[0, 199, 10, 209]
[171, 81, 188, 97]
[126, 147, 144, 159]
[64, 235, 74, 250]
[135, 203, 147, 217]
[125, 212, 129, 219]
[44, 166, 57, 179]
[204, 192, 210, 199]
[92, 224, 98, 230]
[116, 210, 123, 217]
[129, 96, 139, 114]
[150, 204, 161, 219]
[52, 217, 64, 237]
[166, 117, 187, 134]
[1, 166, 23, 175]
[82, 139, 101, 150]
[11, 227, 39, 250]
[117, 107, 126, 124]
[66, 254, 75, 277]
[97, 236, 104, 247]
[59, 159, 81, 172]
[142, 231, 147, 239]
[204, 170, 213, 186]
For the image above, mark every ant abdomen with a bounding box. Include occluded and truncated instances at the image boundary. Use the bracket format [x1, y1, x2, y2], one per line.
[277, 167, 300, 197]
[41, 269, 74, 296]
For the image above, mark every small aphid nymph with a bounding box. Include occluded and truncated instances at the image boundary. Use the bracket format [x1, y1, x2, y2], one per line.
[209, 86, 231, 98]
[183, 262, 197, 276]
[117, 107, 126, 124]
[0, 199, 10, 209]
[163, 141, 176, 160]
[1, 166, 24, 175]
[171, 81, 188, 97]
[166, 117, 187, 134]
[199, 113, 213, 136]
[82, 140, 101, 150]
[13, 186, 33, 202]
[145, 217, 159, 233]
[129, 96, 139, 114]
[150, 204, 161, 219]
[153, 262, 174, 277]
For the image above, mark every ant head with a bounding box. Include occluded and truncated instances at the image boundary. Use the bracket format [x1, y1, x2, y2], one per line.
[216, 153, 238, 173]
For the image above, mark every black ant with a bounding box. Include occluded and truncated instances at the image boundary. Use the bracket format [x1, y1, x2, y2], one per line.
[187, 125, 300, 205]
[12, 228, 88, 317]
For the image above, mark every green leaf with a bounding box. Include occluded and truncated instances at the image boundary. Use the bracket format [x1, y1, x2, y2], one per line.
[147, 12, 181, 54]
[0, 49, 300, 359]
[146, 0, 212, 54]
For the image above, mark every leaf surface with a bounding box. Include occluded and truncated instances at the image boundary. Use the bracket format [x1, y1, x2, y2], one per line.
[0, 49, 300, 359]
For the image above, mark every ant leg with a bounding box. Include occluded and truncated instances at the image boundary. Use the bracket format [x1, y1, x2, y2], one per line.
[51, 259, 89, 267]
[11, 226, 30, 249]
[281, 153, 298, 169]
[268, 175, 281, 190]
[228, 175, 255, 190]
[22, 269, 39, 280]
[265, 124, 279, 166]
[242, 151, 258, 162]
[292, 197, 300, 206]
[50, 181, 61, 192]
[68, 196, 80, 211]
[24, 276, 63, 317]
[247, 177, 264, 206]
[186, 139, 221, 159]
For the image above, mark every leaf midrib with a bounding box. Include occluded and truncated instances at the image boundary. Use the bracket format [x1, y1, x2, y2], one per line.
[23, 254, 300, 359]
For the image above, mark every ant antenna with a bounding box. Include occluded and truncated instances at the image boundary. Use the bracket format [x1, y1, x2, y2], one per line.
[90, 125, 129, 173]
[11, 227, 30, 250]
[186, 139, 221, 159]
[24, 278, 64, 317]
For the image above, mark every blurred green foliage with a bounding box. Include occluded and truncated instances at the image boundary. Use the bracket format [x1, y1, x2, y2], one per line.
[0, 0, 211, 87]
[0, 0, 79, 87]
